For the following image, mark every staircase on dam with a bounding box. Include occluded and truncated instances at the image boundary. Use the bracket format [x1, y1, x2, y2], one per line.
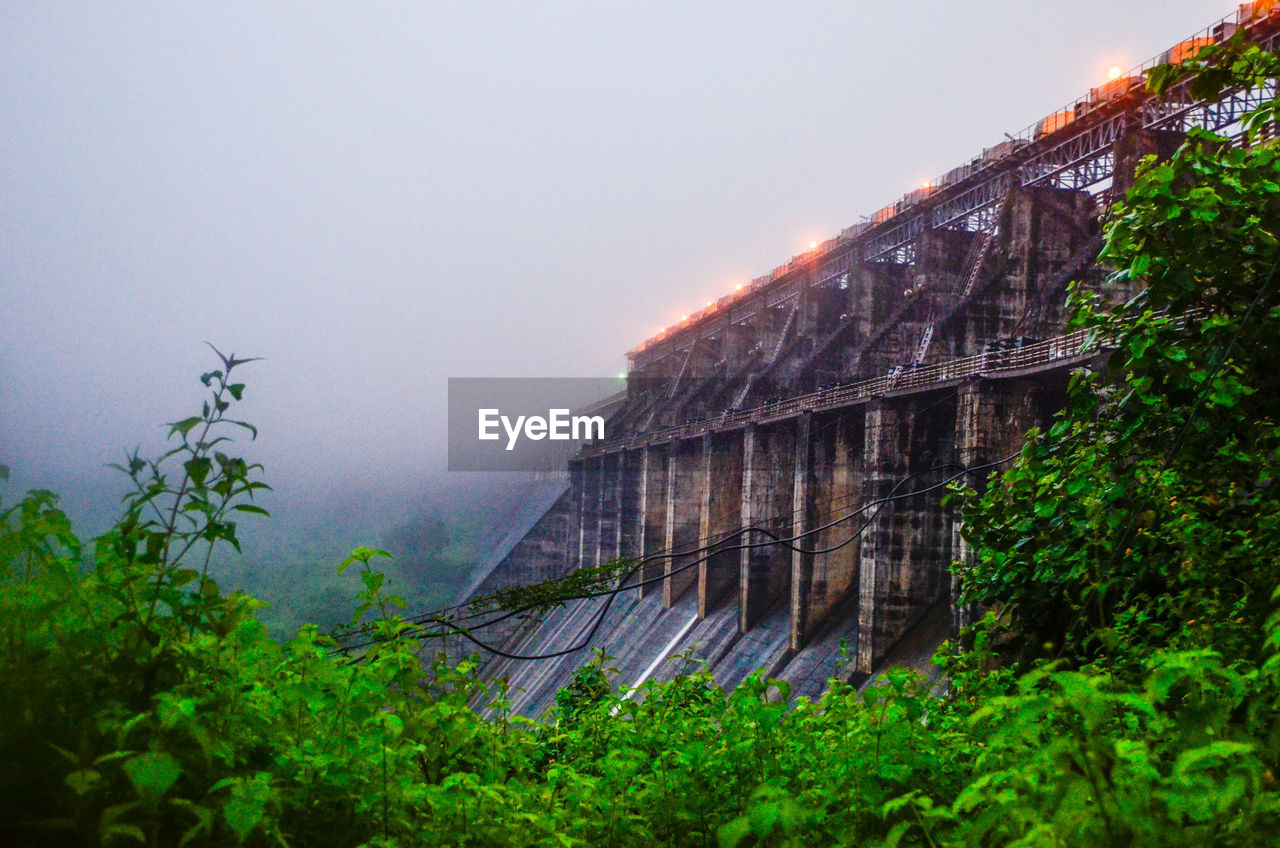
[452, 6, 1280, 717]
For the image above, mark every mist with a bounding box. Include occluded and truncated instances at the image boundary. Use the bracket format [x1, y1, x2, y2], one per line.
[1, 1, 1225, 617]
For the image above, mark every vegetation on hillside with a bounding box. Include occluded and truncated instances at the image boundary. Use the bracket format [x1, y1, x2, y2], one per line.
[228, 502, 479, 638]
[3, 45, 1280, 846]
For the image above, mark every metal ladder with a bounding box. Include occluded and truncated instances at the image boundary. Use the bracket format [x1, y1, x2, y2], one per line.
[957, 232, 994, 298]
[767, 305, 798, 365]
[911, 315, 936, 367]
[665, 344, 696, 400]
[730, 305, 800, 409]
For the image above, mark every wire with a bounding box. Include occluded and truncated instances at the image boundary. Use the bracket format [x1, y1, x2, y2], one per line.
[333, 243, 1041, 656]
[337, 462, 949, 653]
[336, 388, 973, 645]
[431, 454, 1017, 660]
[335, 451, 1021, 658]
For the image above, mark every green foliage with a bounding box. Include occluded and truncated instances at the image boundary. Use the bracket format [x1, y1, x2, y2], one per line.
[956, 88, 1280, 668]
[209, 489, 483, 639]
[473, 555, 639, 618]
[6, 44, 1280, 848]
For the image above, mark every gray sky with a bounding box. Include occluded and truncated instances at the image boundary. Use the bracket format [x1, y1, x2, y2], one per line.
[1, 1, 1225, 499]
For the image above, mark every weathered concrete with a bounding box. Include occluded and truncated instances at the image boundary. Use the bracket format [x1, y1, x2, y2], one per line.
[596, 452, 622, 564]
[792, 411, 864, 647]
[638, 445, 668, 599]
[856, 392, 958, 673]
[789, 411, 815, 651]
[463, 126, 1186, 711]
[663, 441, 702, 606]
[740, 422, 795, 632]
[577, 455, 601, 569]
[618, 450, 643, 561]
[698, 431, 743, 618]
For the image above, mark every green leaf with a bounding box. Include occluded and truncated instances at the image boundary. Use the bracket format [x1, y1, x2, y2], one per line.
[223, 778, 269, 841]
[362, 570, 385, 595]
[158, 696, 198, 730]
[122, 752, 181, 804]
[64, 769, 101, 797]
[1209, 389, 1238, 407]
[171, 568, 200, 587]
[143, 532, 166, 564]
[168, 417, 203, 439]
[103, 823, 146, 844]
[717, 816, 751, 848]
[184, 457, 212, 487]
[379, 713, 404, 739]
[172, 799, 215, 848]
[338, 546, 393, 573]
[883, 820, 914, 848]
[223, 796, 263, 841]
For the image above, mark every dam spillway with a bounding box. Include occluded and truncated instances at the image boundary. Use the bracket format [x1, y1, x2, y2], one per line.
[457, 5, 1280, 715]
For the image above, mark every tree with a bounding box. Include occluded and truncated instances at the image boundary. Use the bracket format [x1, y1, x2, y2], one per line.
[957, 39, 1280, 666]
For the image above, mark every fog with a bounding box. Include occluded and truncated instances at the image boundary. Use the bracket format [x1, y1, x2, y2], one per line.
[2, 2, 1222, 546]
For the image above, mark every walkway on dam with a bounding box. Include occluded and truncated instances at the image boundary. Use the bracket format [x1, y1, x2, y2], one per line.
[587, 325, 1108, 457]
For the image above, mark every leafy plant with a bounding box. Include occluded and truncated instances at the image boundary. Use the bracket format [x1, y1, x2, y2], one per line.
[5, 40, 1280, 848]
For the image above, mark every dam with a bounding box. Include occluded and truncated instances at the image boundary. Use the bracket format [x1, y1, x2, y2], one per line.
[450, 4, 1280, 715]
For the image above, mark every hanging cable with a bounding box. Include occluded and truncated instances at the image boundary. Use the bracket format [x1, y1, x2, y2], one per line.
[335, 451, 1021, 658]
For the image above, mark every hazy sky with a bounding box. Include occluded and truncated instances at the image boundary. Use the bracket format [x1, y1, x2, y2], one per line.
[1, 1, 1226, 500]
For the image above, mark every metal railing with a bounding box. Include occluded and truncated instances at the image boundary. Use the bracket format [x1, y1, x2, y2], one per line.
[585, 327, 1107, 457]
[627, 6, 1278, 368]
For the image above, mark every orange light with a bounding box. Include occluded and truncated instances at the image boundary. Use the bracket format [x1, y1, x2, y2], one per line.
[706, 300, 713, 307]
[922, 181, 931, 188]
[809, 240, 818, 249]
[735, 283, 744, 291]
[1109, 66, 1122, 80]
[681, 314, 689, 322]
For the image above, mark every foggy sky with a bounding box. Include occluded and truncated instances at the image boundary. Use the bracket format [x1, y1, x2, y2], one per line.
[1, 1, 1224, 502]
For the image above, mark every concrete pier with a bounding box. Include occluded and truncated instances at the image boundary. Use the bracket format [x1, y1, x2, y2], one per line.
[465, 112, 1198, 713]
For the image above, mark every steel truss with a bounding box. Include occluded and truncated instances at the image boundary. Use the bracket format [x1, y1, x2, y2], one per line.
[631, 23, 1280, 371]
[862, 36, 1280, 262]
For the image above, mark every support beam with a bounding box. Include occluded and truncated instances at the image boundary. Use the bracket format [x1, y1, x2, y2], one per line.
[596, 452, 622, 564]
[789, 411, 815, 651]
[698, 431, 743, 618]
[578, 455, 602, 569]
[856, 393, 958, 673]
[794, 412, 864, 646]
[664, 441, 702, 606]
[566, 458, 583, 570]
[618, 450, 643, 561]
[638, 445, 668, 599]
[739, 422, 795, 632]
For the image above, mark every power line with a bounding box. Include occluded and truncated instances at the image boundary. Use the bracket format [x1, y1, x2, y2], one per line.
[337, 387, 974, 645]
[335, 452, 1021, 658]
[340, 462, 943, 650]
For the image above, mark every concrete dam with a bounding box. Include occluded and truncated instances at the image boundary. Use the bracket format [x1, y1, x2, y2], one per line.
[457, 5, 1280, 716]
